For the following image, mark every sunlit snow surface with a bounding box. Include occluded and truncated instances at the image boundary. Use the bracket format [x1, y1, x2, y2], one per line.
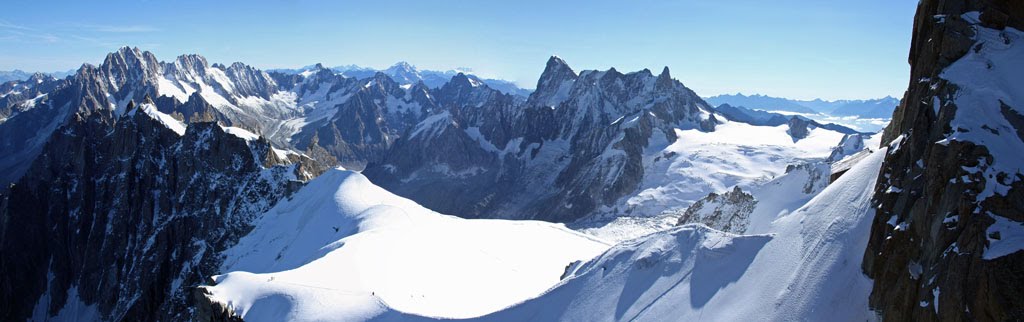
[481, 146, 889, 322]
[575, 119, 848, 242]
[127, 102, 187, 135]
[205, 169, 610, 321]
[209, 145, 888, 322]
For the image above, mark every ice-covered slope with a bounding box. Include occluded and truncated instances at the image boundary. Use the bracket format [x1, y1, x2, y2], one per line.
[576, 118, 847, 241]
[199, 169, 610, 321]
[482, 146, 888, 322]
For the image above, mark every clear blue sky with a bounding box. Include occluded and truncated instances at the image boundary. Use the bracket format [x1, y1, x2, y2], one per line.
[1, 0, 917, 100]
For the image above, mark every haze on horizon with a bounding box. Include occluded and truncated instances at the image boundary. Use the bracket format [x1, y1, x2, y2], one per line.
[0, 0, 917, 101]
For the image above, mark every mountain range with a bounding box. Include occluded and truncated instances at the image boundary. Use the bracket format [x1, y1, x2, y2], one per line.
[706, 93, 900, 119]
[0, 69, 75, 84]
[1, 1, 1022, 320]
[268, 62, 533, 97]
[0, 46, 866, 320]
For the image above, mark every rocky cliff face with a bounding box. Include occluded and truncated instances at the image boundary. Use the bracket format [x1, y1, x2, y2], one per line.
[0, 63, 123, 188]
[0, 97, 318, 321]
[863, 1, 1024, 320]
[0, 47, 291, 189]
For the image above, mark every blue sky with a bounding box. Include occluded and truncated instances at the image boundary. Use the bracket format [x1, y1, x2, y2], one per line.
[1, 0, 917, 100]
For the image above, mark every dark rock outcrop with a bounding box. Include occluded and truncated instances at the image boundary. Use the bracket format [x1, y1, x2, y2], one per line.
[786, 116, 812, 140]
[0, 98, 314, 321]
[676, 186, 757, 233]
[862, 1, 1024, 321]
[193, 284, 243, 322]
[154, 92, 232, 125]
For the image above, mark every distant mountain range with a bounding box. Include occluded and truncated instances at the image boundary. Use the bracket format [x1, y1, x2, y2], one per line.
[0, 69, 75, 83]
[268, 62, 533, 97]
[705, 93, 900, 119]
[4, 67, 899, 118]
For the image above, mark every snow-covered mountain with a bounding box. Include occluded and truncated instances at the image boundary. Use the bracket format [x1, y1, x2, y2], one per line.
[0, 47, 300, 187]
[0, 48, 865, 321]
[270, 62, 532, 97]
[365, 57, 726, 224]
[195, 168, 609, 321]
[0, 48, 860, 227]
[195, 128, 891, 322]
[479, 148, 888, 321]
[0, 95, 326, 321]
[4, 0, 1022, 317]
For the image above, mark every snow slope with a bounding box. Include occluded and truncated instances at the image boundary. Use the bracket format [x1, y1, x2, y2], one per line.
[203, 168, 610, 321]
[939, 13, 1024, 202]
[126, 102, 187, 135]
[576, 119, 847, 242]
[483, 147, 889, 321]
[933, 13, 1024, 260]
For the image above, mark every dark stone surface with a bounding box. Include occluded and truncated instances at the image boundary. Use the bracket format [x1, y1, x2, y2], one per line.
[0, 98, 312, 321]
[863, 1, 1024, 321]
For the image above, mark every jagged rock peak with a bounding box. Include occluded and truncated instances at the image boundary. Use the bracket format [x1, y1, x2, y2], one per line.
[102, 46, 159, 71]
[371, 71, 394, 83]
[656, 66, 673, 89]
[27, 72, 52, 83]
[123, 99, 137, 115]
[363, 71, 398, 91]
[447, 72, 481, 89]
[227, 61, 254, 71]
[531, 56, 579, 107]
[173, 54, 209, 73]
[388, 61, 416, 72]
[385, 61, 420, 81]
[545, 55, 573, 73]
[538, 56, 577, 85]
[299, 63, 335, 81]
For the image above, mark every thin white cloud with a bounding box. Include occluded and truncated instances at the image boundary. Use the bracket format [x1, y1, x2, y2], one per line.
[0, 20, 59, 43]
[0, 20, 32, 31]
[38, 34, 59, 43]
[78, 23, 160, 33]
